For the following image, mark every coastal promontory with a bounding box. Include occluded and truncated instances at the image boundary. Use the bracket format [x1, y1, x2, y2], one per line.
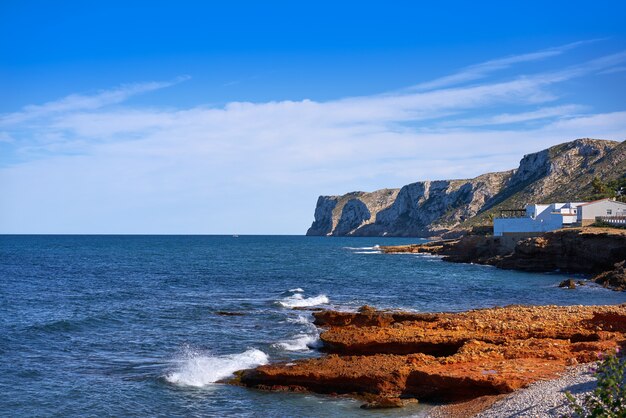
[306, 138, 626, 237]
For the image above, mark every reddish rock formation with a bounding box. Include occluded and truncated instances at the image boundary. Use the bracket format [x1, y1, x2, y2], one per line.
[236, 305, 626, 406]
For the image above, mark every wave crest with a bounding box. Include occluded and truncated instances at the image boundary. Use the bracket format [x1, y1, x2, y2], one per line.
[275, 314, 321, 351]
[277, 293, 329, 308]
[343, 245, 380, 251]
[164, 348, 268, 387]
[273, 334, 320, 351]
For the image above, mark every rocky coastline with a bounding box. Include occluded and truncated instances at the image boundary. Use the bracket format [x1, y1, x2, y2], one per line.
[382, 227, 626, 291]
[228, 226, 626, 413]
[232, 304, 626, 411]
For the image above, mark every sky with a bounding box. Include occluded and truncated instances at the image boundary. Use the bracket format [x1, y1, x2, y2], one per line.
[1, 1, 626, 234]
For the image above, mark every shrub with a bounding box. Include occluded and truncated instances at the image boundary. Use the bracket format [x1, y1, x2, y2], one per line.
[590, 220, 626, 230]
[565, 348, 626, 417]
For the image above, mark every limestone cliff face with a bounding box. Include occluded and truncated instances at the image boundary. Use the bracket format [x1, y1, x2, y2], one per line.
[306, 189, 400, 236]
[306, 138, 623, 237]
[306, 173, 511, 237]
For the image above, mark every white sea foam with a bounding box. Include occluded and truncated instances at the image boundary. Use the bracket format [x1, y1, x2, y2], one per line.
[343, 245, 380, 251]
[274, 333, 320, 351]
[164, 348, 268, 387]
[288, 288, 304, 293]
[353, 251, 381, 254]
[286, 314, 312, 325]
[277, 293, 329, 308]
[276, 314, 321, 351]
[414, 253, 442, 258]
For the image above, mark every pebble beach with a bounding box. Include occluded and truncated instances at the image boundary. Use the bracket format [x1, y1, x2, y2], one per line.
[476, 364, 596, 418]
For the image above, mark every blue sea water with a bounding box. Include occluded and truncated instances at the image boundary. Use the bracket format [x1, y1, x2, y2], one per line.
[2, 235, 625, 417]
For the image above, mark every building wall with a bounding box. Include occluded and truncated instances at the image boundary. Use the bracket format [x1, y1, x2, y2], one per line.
[577, 200, 626, 221]
[562, 214, 577, 225]
[493, 215, 564, 237]
[526, 204, 550, 218]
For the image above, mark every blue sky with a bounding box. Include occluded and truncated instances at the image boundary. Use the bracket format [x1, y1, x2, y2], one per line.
[1, 1, 626, 234]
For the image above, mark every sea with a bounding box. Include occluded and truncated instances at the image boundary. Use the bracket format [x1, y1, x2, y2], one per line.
[2, 235, 625, 417]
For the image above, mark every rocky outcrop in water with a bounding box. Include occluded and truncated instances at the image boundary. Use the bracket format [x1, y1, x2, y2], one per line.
[381, 227, 626, 291]
[593, 261, 626, 291]
[235, 305, 626, 407]
[492, 228, 626, 274]
[306, 138, 624, 237]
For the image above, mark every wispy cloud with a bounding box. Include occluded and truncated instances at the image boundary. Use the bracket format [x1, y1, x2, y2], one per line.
[0, 76, 190, 126]
[411, 39, 601, 91]
[535, 50, 626, 84]
[437, 105, 587, 127]
[599, 65, 626, 75]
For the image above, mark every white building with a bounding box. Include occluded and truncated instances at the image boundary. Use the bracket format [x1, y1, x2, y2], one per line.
[493, 202, 585, 237]
[577, 198, 626, 225]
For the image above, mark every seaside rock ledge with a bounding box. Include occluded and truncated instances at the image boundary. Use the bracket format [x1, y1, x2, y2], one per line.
[233, 305, 626, 407]
[381, 227, 626, 291]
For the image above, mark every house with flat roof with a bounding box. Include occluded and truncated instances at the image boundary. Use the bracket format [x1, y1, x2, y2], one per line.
[493, 202, 585, 237]
[577, 198, 626, 225]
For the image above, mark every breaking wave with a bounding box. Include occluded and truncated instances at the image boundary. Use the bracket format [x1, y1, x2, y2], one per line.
[286, 315, 311, 325]
[275, 314, 321, 351]
[274, 333, 320, 351]
[277, 293, 329, 308]
[164, 348, 268, 387]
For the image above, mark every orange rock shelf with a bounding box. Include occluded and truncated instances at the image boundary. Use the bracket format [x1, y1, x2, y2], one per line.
[237, 305, 626, 404]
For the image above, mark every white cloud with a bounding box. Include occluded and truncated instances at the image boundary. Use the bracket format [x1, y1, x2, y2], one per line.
[437, 105, 587, 127]
[411, 39, 600, 91]
[599, 65, 626, 75]
[1, 47, 625, 234]
[0, 76, 190, 126]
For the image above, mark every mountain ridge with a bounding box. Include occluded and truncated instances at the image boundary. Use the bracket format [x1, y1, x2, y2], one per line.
[306, 138, 626, 237]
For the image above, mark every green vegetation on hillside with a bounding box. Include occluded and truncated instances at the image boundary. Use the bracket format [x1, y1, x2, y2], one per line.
[588, 176, 626, 202]
[462, 140, 626, 230]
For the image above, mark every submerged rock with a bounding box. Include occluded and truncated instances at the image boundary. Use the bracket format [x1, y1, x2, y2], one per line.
[559, 279, 576, 289]
[360, 397, 407, 409]
[215, 311, 245, 316]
